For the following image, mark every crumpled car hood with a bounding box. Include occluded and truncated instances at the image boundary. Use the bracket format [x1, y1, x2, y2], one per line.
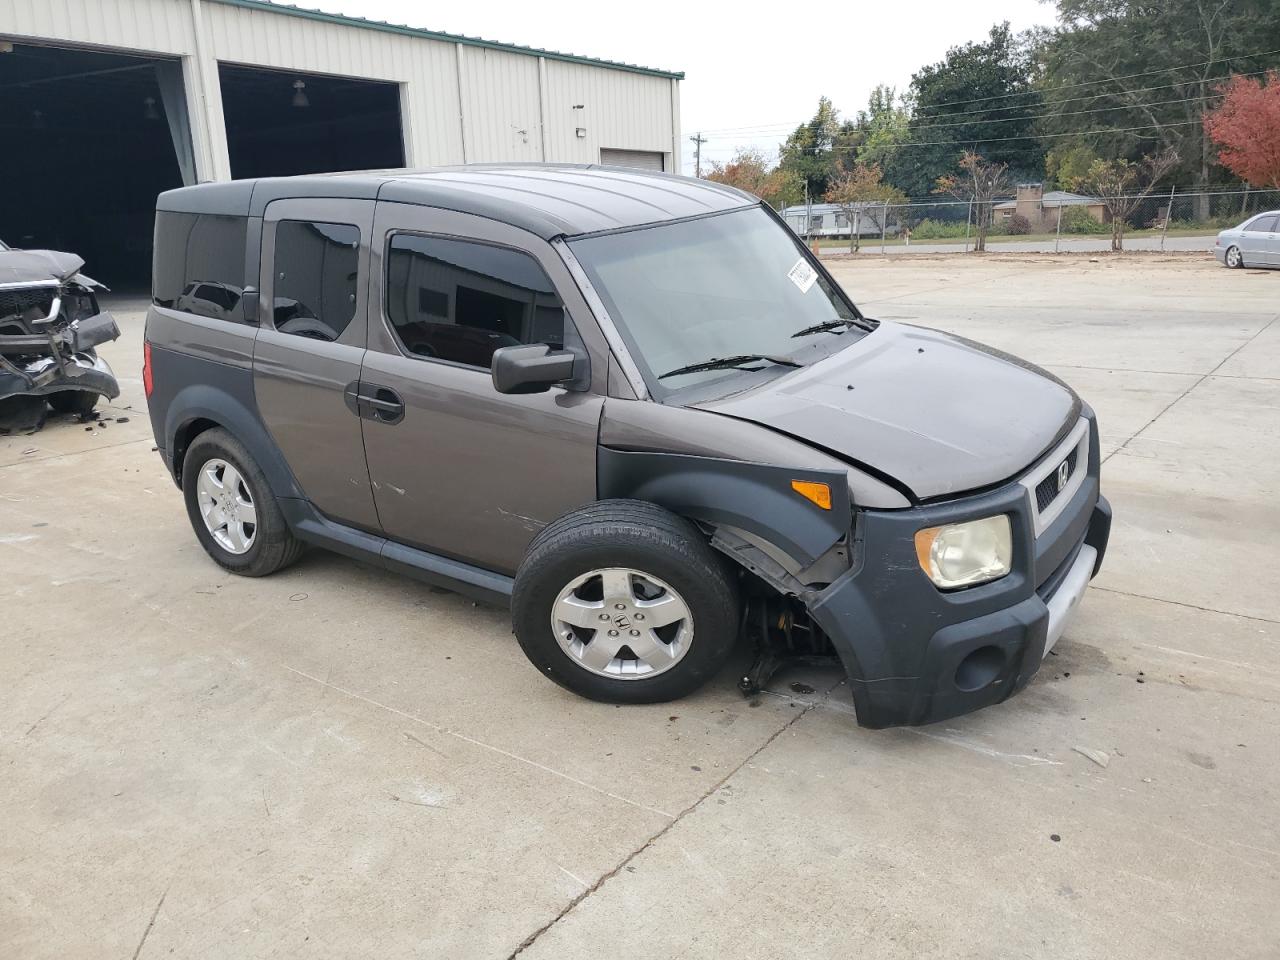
[0, 249, 102, 289]
[690, 321, 1079, 501]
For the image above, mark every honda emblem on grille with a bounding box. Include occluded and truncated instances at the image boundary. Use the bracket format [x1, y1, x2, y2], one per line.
[1057, 459, 1070, 491]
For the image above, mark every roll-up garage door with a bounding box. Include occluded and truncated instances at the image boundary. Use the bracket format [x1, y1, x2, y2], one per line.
[599, 149, 665, 171]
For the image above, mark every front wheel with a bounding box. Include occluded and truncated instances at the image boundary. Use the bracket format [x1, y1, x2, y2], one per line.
[1225, 245, 1244, 269]
[511, 500, 739, 704]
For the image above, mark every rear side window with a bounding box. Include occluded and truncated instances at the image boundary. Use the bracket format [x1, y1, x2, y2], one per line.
[1247, 215, 1278, 232]
[384, 234, 565, 369]
[153, 212, 248, 322]
[271, 220, 360, 342]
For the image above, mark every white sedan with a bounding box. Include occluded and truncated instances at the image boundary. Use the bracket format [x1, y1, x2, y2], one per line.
[1216, 211, 1280, 268]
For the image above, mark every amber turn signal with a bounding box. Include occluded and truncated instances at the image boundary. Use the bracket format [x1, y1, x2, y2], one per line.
[791, 479, 832, 510]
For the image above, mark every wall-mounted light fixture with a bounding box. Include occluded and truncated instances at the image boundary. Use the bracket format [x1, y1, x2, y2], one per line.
[143, 96, 160, 120]
[291, 79, 309, 109]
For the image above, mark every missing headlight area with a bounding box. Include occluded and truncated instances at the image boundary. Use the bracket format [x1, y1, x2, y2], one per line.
[0, 246, 120, 434]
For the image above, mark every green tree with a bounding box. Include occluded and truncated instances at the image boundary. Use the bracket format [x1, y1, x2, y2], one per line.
[885, 23, 1043, 198]
[778, 97, 862, 201]
[854, 85, 912, 169]
[1044, 143, 1100, 187]
[1037, 0, 1280, 213]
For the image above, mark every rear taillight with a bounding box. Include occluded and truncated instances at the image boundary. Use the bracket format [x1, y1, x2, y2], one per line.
[143, 341, 154, 398]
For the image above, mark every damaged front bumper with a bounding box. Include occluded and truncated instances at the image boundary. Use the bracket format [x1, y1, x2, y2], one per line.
[0, 276, 120, 404]
[807, 415, 1111, 728]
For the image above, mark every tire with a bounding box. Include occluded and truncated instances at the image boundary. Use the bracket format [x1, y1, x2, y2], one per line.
[182, 427, 304, 577]
[48, 390, 100, 417]
[512, 500, 739, 704]
[1225, 245, 1244, 269]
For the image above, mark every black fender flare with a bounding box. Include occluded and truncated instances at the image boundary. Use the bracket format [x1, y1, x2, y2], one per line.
[597, 447, 851, 569]
[163, 378, 303, 501]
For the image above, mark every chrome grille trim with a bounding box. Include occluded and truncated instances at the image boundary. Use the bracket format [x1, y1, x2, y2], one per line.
[1020, 417, 1090, 538]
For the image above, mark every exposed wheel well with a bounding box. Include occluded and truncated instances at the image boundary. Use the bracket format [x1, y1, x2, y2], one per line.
[171, 417, 221, 485]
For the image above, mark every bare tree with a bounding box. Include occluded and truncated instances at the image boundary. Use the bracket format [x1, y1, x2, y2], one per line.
[1074, 148, 1179, 251]
[825, 163, 906, 253]
[934, 152, 1011, 252]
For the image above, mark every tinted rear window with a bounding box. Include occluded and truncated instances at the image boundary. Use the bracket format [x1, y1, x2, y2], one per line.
[153, 212, 248, 322]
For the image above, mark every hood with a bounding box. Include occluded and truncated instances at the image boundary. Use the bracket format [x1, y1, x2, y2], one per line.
[0, 249, 90, 287]
[690, 321, 1079, 501]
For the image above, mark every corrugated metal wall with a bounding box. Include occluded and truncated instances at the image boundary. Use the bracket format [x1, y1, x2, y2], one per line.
[1, 0, 678, 177]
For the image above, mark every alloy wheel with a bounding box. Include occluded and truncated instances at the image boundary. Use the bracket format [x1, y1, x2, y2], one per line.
[551, 567, 693, 679]
[196, 458, 257, 554]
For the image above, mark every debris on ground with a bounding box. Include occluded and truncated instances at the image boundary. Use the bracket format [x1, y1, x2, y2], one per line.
[1073, 746, 1111, 768]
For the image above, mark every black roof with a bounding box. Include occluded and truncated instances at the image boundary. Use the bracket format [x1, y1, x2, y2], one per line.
[156, 165, 758, 239]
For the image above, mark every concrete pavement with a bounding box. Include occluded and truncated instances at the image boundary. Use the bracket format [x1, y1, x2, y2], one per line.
[2, 259, 1277, 958]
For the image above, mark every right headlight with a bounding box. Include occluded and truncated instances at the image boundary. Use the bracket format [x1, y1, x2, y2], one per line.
[914, 515, 1013, 590]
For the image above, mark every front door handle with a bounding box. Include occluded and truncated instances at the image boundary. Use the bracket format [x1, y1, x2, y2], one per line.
[345, 381, 405, 424]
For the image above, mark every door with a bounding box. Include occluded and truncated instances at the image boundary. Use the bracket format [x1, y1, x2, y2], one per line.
[253, 198, 380, 531]
[1257, 215, 1280, 265]
[599, 148, 665, 171]
[1241, 214, 1278, 264]
[360, 202, 605, 575]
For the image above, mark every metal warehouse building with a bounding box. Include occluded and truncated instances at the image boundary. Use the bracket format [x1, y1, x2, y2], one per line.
[0, 0, 683, 284]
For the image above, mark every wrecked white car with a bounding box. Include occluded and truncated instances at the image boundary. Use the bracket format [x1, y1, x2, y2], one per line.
[0, 239, 120, 427]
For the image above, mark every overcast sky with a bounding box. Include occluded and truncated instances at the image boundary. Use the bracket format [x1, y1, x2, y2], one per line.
[303, 0, 1060, 173]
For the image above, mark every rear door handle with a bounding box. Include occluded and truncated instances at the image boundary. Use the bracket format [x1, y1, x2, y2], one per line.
[344, 381, 405, 424]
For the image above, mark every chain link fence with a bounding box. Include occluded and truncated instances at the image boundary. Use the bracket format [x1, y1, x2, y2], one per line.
[781, 187, 1280, 253]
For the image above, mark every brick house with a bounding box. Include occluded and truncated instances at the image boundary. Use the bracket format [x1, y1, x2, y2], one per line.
[994, 184, 1108, 230]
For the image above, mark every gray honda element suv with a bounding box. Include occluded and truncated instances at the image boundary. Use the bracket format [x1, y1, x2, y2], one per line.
[145, 164, 1110, 728]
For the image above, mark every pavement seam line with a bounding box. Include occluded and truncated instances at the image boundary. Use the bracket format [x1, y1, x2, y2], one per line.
[282, 665, 675, 820]
[0, 435, 152, 470]
[1102, 312, 1279, 466]
[130, 885, 169, 960]
[505, 697, 820, 959]
[1092, 585, 1280, 626]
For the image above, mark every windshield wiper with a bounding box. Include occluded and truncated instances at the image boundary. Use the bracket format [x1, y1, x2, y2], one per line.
[657, 354, 803, 380]
[790, 317, 868, 338]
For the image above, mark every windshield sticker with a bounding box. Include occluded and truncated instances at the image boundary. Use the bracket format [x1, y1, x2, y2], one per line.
[787, 259, 818, 294]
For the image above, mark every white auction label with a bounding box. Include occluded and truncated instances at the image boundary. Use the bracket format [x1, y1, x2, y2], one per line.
[787, 258, 818, 293]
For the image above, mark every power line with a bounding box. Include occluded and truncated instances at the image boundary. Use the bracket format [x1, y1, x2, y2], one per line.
[827, 119, 1201, 154]
[695, 48, 1280, 137]
[912, 46, 1280, 117]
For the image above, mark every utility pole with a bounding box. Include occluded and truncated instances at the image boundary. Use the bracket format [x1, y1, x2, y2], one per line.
[689, 132, 708, 177]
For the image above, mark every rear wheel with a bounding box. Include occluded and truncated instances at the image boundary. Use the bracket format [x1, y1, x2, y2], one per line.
[1225, 245, 1243, 269]
[512, 500, 739, 704]
[182, 427, 303, 576]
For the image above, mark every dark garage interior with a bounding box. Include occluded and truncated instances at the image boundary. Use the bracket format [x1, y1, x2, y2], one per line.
[0, 44, 406, 290]
[0, 42, 188, 289]
[218, 64, 404, 180]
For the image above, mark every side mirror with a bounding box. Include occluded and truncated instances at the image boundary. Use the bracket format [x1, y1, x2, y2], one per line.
[491, 344, 576, 394]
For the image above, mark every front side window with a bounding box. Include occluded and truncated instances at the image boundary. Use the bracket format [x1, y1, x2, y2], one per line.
[569, 206, 866, 395]
[153, 212, 248, 322]
[385, 234, 565, 368]
[272, 220, 359, 342]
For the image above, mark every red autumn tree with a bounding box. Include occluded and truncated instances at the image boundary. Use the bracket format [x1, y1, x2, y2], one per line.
[1204, 71, 1280, 189]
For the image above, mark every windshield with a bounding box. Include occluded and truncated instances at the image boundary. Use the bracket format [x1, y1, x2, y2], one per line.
[569, 207, 867, 395]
